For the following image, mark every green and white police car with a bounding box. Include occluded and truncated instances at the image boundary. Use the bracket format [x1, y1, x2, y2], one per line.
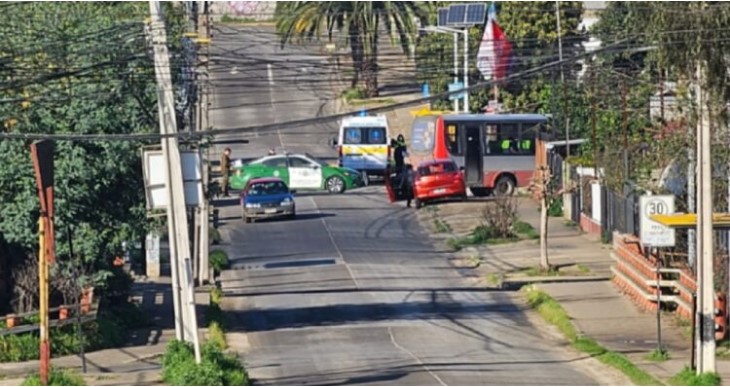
[229, 153, 363, 194]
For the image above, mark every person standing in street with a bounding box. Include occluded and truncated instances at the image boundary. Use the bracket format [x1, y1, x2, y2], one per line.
[220, 148, 231, 197]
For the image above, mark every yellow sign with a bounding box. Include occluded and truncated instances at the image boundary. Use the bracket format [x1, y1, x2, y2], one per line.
[650, 213, 730, 228]
[410, 107, 447, 117]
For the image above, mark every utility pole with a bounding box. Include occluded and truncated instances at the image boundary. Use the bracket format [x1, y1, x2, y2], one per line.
[197, 0, 211, 284]
[696, 60, 716, 374]
[556, 1, 570, 159]
[463, 28, 469, 113]
[453, 32, 459, 113]
[148, 0, 201, 363]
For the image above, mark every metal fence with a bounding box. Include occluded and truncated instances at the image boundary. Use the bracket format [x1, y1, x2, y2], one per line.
[552, 150, 640, 242]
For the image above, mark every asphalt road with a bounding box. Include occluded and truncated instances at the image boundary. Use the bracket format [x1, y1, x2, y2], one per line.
[209, 25, 605, 386]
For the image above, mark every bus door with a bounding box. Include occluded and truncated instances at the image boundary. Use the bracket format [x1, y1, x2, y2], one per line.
[463, 124, 483, 186]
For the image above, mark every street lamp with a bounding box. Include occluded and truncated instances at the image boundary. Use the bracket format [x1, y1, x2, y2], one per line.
[419, 26, 467, 113]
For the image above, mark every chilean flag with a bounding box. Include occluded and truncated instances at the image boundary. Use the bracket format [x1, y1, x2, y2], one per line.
[476, 3, 513, 81]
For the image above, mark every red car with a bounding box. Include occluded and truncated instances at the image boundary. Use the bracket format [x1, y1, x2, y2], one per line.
[412, 159, 466, 209]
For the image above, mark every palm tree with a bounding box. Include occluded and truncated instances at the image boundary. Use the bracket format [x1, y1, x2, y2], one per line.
[275, 1, 428, 98]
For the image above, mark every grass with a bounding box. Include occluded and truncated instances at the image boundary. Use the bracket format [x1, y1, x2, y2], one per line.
[564, 220, 577, 227]
[513, 220, 539, 239]
[22, 368, 85, 386]
[646, 348, 670, 362]
[576, 264, 591, 274]
[340, 87, 368, 101]
[521, 266, 561, 277]
[434, 218, 452, 233]
[485, 273, 503, 287]
[716, 339, 730, 360]
[467, 254, 482, 268]
[669, 366, 721, 386]
[522, 285, 663, 386]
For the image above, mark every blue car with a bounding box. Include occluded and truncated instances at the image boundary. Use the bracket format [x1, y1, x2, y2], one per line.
[241, 177, 296, 223]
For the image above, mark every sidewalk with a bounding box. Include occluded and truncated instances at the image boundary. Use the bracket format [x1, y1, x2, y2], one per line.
[0, 276, 183, 386]
[425, 197, 730, 384]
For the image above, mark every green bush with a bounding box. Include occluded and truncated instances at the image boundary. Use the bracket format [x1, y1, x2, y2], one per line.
[340, 87, 368, 101]
[208, 321, 227, 350]
[161, 340, 249, 386]
[513, 221, 539, 239]
[211, 286, 224, 306]
[22, 368, 85, 386]
[210, 250, 230, 273]
[670, 366, 721, 386]
[548, 198, 564, 217]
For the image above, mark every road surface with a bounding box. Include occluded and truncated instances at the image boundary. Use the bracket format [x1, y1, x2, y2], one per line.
[209, 25, 608, 386]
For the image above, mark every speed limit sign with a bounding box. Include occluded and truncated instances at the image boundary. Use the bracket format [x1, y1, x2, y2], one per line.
[640, 195, 676, 247]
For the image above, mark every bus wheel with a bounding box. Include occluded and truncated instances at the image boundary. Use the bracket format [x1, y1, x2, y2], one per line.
[470, 187, 491, 197]
[494, 175, 516, 196]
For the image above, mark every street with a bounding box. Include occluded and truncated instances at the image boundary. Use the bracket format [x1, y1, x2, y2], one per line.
[210, 25, 604, 386]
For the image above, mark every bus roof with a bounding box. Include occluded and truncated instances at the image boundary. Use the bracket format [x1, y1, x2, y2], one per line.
[441, 113, 548, 124]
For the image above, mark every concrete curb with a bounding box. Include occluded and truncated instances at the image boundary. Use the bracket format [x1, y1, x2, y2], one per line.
[502, 275, 613, 290]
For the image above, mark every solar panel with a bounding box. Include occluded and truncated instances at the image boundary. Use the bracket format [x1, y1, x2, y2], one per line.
[465, 3, 487, 24]
[446, 4, 466, 25]
[438, 7, 449, 27]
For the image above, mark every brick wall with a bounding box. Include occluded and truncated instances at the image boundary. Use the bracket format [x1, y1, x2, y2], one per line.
[580, 213, 602, 235]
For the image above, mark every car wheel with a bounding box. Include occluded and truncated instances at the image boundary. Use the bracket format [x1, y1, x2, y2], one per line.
[289, 210, 296, 220]
[415, 198, 423, 209]
[326, 176, 346, 194]
[244, 216, 251, 224]
[494, 175, 516, 197]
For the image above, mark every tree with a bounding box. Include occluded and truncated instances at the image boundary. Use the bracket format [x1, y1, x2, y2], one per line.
[415, 2, 584, 114]
[0, 3, 187, 310]
[531, 165, 564, 271]
[275, 1, 428, 97]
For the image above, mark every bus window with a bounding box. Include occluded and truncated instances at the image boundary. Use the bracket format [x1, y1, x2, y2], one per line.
[445, 123, 461, 155]
[518, 123, 539, 155]
[344, 127, 362, 144]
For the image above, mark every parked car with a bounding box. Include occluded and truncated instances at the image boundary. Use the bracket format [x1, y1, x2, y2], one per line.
[412, 159, 466, 209]
[230, 153, 363, 194]
[241, 177, 296, 223]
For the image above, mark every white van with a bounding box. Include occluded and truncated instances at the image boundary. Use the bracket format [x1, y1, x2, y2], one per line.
[335, 115, 390, 185]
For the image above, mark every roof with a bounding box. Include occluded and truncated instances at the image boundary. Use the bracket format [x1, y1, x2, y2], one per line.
[442, 113, 549, 124]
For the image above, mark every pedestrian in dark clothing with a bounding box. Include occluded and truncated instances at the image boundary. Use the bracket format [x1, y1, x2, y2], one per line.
[220, 148, 231, 196]
[393, 134, 408, 173]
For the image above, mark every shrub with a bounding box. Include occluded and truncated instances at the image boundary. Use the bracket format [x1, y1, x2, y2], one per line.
[210, 286, 224, 306]
[22, 368, 85, 386]
[340, 87, 368, 101]
[548, 197, 564, 217]
[161, 340, 249, 386]
[513, 220, 539, 239]
[208, 321, 227, 349]
[481, 198, 517, 238]
[210, 250, 229, 273]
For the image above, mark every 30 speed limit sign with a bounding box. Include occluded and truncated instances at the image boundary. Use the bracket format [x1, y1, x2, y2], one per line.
[640, 195, 675, 247]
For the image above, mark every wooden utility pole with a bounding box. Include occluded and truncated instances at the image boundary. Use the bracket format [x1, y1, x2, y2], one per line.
[148, 0, 201, 363]
[696, 60, 716, 374]
[197, 1, 211, 284]
[30, 140, 55, 385]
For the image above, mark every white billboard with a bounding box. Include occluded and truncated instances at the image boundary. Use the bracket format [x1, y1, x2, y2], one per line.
[142, 150, 204, 210]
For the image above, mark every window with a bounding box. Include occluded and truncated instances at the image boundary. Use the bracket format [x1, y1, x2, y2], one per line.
[248, 181, 289, 196]
[366, 127, 386, 144]
[484, 123, 535, 156]
[262, 157, 287, 168]
[288, 157, 314, 168]
[343, 127, 362, 144]
[444, 123, 461, 155]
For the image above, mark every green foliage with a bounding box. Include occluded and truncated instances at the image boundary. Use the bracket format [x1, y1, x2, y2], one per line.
[547, 198, 563, 217]
[210, 286, 224, 306]
[162, 340, 249, 386]
[670, 366, 722, 386]
[646, 348, 670, 362]
[208, 321, 227, 350]
[416, 2, 584, 113]
[0, 302, 147, 362]
[523, 285, 662, 386]
[209, 250, 230, 273]
[22, 368, 86, 386]
[513, 221, 538, 239]
[0, 3, 188, 306]
[340, 87, 368, 102]
[433, 218, 451, 233]
[220, 15, 258, 24]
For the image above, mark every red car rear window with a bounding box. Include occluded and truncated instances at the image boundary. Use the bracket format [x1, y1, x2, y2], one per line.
[418, 162, 457, 176]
